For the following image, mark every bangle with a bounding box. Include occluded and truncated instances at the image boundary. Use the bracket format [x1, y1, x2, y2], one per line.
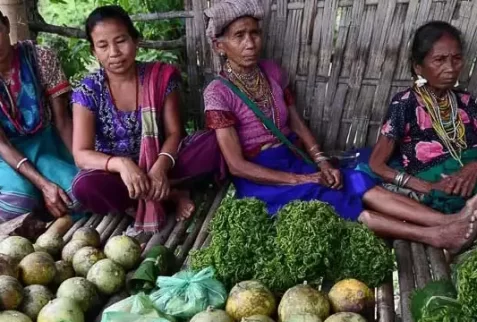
[309, 145, 319, 153]
[402, 174, 411, 187]
[314, 156, 330, 164]
[393, 171, 407, 187]
[16, 158, 28, 170]
[158, 152, 176, 168]
[105, 156, 114, 172]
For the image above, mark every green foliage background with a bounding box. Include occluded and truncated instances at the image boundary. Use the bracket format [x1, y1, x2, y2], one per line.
[38, 0, 185, 85]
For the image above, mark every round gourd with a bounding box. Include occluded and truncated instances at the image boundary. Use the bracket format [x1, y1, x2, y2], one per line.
[328, 279, 374, 314]
[0, 275, 23, 310]
[18, 252, 56, 286]
[226, 280, 276, 321]
[0, 310, 33, 322]
[53, 260, 75, 286]
[19, 285, 54, 320]
[324, 312, 367, 322]
[87, 258, 125, 295]
[0, 236, 34, 263]
[191, 307, 233, 322]
[0, 253, 18, 278]
[104, 235, 141, 270]
[62, 240, 89, 263]
[35, 233, 64, 257]
[37, 298, 84, 322]
[278, 282, 330, 321]
[57, 277, 98, 312]
[72, 247, 105, 277]
[72, 227, 100, 248]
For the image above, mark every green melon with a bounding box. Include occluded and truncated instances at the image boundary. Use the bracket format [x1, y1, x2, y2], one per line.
[87, 258, 125, 295]
[324, 313, 367, 322]
[328, 279, 374, 314]
[0, 275, 23, 310]
[104, 235, 141, 270]
[243, 315, 276, 322]
[285, 313, 323, 322]
[53, 260, 75, 286]
[37, 298, 84, 322]
[19, 285, 54, 320]
[278, 283, 330, 322]
[72, 227, 100, 248]
[61, 240, 89, 263]
[72, 247, 105, 277]
[226, 280, 276, 321]
[35, 233, 64, 258]
[18, 252, 57, 286]
[57, 277, 98, 312]
[0, 236, 34, 263]
[190, 307, 233, 322]
[0, 310, 33, 322]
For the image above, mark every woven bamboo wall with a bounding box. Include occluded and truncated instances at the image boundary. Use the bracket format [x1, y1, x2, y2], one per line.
[184, 0, 477, 150]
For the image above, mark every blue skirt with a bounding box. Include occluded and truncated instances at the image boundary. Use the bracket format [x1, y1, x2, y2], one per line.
[233, 145, 376, 221]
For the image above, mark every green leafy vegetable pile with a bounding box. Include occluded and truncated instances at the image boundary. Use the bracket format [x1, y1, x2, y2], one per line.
[411, 280, 469, 322]
[190, 198, 394, 292]
[455, 249, 477, 319]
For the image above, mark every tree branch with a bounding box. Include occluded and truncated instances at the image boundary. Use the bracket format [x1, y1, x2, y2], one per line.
[130, 11, 193, 21]
[28, 22, 186, 50]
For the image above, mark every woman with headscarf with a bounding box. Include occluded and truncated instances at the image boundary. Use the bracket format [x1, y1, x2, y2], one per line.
[71, 5, 224, 233]
[202, 0, 477, 253]
[0, 11, 81, 227]
[369, 21, 477, 215]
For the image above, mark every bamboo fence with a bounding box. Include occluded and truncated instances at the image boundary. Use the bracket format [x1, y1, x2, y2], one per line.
[24, 0, 477, 151]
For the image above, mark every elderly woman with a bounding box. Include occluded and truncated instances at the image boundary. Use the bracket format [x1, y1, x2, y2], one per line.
[0, 11, 80, 226]
[203, 0, 477, 253]
[71, 5, 224, 232]
[369, 21, 477, 215]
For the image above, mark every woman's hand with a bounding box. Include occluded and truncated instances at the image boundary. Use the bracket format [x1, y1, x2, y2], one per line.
[41, 182, 72, 218]
[118, 158, 150, 200]
[147, 169, 170, 201]
[433, 163, 477, 197]
[318, 161, 343, 189]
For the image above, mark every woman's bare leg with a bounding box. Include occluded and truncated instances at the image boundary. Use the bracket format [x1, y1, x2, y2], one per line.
[362, 186, 477, 227]
[358, 210, 477, 253]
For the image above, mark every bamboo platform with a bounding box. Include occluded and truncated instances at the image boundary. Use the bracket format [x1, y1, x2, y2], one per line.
[44, 178, 451, 322]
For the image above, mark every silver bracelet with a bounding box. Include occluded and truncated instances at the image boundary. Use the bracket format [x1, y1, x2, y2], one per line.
[393, 171, 407, 187]
[314, 156, 330, 164]
[402, 174, 411, 187]
[158, 152, 176, 168]
[16, 158, 28, 170]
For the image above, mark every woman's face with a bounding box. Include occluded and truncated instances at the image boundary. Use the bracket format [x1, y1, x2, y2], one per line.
[414, 33, 463, 90]
[217, 17, 262, 70]
[90, 19, 137, 75]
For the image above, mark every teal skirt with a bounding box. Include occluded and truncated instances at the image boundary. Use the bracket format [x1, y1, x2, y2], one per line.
[0, 126, 82, 222]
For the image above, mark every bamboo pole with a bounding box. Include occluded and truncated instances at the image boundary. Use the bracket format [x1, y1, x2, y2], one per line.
[28, 22, 186, 50]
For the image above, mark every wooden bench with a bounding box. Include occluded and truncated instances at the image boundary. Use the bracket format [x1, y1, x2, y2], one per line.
[45, 178, 452, 322]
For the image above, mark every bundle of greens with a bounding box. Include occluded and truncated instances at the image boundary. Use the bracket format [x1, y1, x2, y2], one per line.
[191, 198, 395, 293]
[275, 201, 342, 282]
[455, 249, 477, 319]
[190, 198, 276, 288]
[411, 280, 471, 322]
[327, 222, 395, 287]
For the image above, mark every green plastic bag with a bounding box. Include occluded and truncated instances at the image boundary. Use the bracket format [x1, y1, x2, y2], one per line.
[101, 292, 176, 322]
[149, 267, 227, 320]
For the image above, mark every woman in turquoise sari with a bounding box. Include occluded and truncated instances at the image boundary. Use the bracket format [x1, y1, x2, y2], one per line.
[0, 12, 80, 224]
[370, 21, 477, 214]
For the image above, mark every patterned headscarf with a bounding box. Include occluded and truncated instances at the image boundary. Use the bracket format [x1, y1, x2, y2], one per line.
[204, 0, 265, 42]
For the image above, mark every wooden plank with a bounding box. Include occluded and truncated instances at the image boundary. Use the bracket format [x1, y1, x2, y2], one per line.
[410, 242, 431, 289]
[141, 214, 176, 256]
[100, 215, 124, 245]
[273, 0, 289, 64]
[394, 240, 414, 322]
[62, 216, 88, 243]
[95, 214, 114, 235]
[426, 246, 450, 280]
[83, 213, 99, 228]
[108, 216, 132, 240]
[377, 282, 395, 322]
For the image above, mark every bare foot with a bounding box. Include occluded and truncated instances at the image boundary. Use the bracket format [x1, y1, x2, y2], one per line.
[174, 190, 195, 222]
[454, 195, 477, 222]
[439, 215, 477, 255]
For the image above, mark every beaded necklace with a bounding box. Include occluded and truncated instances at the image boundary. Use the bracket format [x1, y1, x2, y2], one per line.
[224, 60, 279, 127]
[415, 85, 466, 166]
